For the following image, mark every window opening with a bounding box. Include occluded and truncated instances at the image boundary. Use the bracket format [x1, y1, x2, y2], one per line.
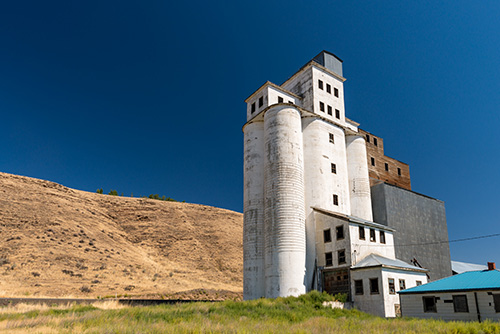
[359, 226, 365, 240]
[371, 157, 375, 166]
[355, 280, 364, 295]
[278, 96, 283, 103]
[334, 87, 339, 97]
[336, 226, 344, 240]
[374, 138, 378, 146]
[380, 231, 386, 244]
[453, 295, 469, 313]
[331, 163, 337, 174]
[388, 278, 395, 294]
[326, 84, 331, 93]
[370, 278, 379, 294]
[338, 250, 346, 264]
[329, 133, 334, 143]
[318, 80, 324, 90]
[327, 105, 332, 115]
[399, 279, 406, 291]
[333, 194, 339, 206]
[323, 229, 332, 243]
[258, 96, 263, 107]
[370, 229, 376, 242]
[423, 297, 437, 312]
[325, 252, 333, 266]
[320, 101, 325, 112]
[335, 109, 340, 119]
[385, 163, 389, 171]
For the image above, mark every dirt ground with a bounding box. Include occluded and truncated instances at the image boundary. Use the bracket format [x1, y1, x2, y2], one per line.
[0, 172, 243, 300]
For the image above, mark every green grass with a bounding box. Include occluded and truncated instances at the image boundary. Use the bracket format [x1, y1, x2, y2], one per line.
[0, 291, 499, 333]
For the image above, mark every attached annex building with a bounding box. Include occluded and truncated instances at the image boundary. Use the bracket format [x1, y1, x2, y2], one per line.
[242, 51, 451, 317]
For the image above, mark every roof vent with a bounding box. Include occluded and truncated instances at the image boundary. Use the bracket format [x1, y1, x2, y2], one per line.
[488, 262, 496, 270]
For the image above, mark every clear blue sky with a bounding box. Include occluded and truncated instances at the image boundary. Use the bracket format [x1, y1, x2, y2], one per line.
[1, 1, 499, 266]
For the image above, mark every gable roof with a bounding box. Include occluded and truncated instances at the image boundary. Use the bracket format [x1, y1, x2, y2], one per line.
[399, 269, 500, 294]
[351, 254, 428, 273]
[451, 260, 488, 274]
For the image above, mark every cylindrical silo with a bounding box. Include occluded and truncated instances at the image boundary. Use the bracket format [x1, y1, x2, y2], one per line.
[264, 105, 306, 298]
[346, 134, 373, 221]
[243, 120, 266, 300]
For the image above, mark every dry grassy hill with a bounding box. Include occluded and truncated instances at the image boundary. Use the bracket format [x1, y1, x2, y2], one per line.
[0, 172, 243, 299]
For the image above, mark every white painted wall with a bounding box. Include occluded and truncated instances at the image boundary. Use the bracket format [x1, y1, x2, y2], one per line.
[346, 135, 373, 221]
[263, 105, 306, 298]
[243, 120, 266, 300]
[352, 267, 428, 317]
[400, 291, 500, 321]
[281, 67, 314, 111]
[349, 224, 396, 263]
[311, 66, 346, 126]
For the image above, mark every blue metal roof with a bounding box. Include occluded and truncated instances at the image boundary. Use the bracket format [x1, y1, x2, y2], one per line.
[399, 269, 500, 294]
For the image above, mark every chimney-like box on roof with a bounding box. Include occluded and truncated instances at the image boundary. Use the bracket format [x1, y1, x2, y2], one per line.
[488, 262, 496, 270]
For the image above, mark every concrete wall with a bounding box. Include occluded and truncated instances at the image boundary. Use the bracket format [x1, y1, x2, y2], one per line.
[311, 66, 346, 126]
[371, 183, 452, 280]
[400, 291, 500, 321]
[282, 67, 314, 111]
[349, 224, 395, 263]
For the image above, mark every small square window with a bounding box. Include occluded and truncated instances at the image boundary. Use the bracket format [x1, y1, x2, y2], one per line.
[331, 163, 336, 174]
[336, 226, 344, 240]
[329, 133, 334, 143]
[370, 278, 379, 294]
[398, 168, 401, 176]
[423, 296, 437, 313]
[323, 229, 332, 243]
[388, 278, 395, 294]
[326, 84, 331, 94]
[371, 157, 375, 166]
[333, 194, 339, 206]
[288, 100, 293, 104]
[335, 109, 340, 119]
[399, 279, 406, 291]
[385, 163, 389, 171]
[327, 105, 332, 115]
[359, 226, 365, 240]
[380, 231, 386, 244]
[334, 87, 339, 97]
[453, 295, 469, 313]
[416, 281, 422, 286]
[278, 96, 283, 103]
[370, 229, 376, 242]
[374, 138, 378, 146]
[251, 103, 256, 113]
[320, 101, 325, 112]
[325, 252, 333, 266]
[318, 80, 323, 90]
[259, 96, 264, 108]
[338, 249, 346, 264]
[354, 279, 364, 295]
[366, 134, 370, 143]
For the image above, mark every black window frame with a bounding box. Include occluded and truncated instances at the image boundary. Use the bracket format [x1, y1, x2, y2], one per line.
[374, 137, 378, 146]
[326, 83, 331, 94]
[380, 231, 386, 244]
[338, 249, 346, 265]
[453, 295, 469, 313]
[335, 109, 340, 119]
[318, 79, 324, 90]
[354, 279, 364, 295]
[370, 229, 376, 242]
[334, 87, 339, 97]
[327, 105, 332, 115]
[371, 157, 375, 166]
[278, 96, 284, 103]
[423, 296, 437, 313]
[320, 101, 325, 112]
[329, 133, 334, 144]
[251, 102, 256, 113]
[385, 163, 389, 171]
[325, 252, 333, 266]
[398, 168, 402, 176]
[333, 194, 339, 206]
[359, 226, 365, 240]
[370, 278, 379, 294]
[323, 229, 332, 243]
[258, 96, 264, 108]
[331, 163, 337, 174]
[336, 225, 344, 240]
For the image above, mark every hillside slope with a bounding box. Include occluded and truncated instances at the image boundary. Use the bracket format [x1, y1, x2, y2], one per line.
[0, 172, 243, 299]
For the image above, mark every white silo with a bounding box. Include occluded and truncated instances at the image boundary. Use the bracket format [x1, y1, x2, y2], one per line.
[346, 134, 373, 221]
[243, 120, 266, 300]
[263, 105, 306, 298]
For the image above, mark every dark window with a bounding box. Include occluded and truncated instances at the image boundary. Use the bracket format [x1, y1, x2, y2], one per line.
[493, 294, 500, 313]
[335, 109, 340, 119]
[320, 101, 325, 112]
[359, 226, 365, 240]
[326, 84, 331, 93]
[380, 231, 386, 244]
[453, 295, 469, 313]
[278, 96, 283, 103]
[329, 133, 334, 143]
[399, 279, 406, 291]
[288, 100, 293, 104]
[331, 163, 337, 174]
[251, 103, 256, 113]
[371, 157, 375, 166]
[318, 80, 324, 90]
[416, 281, 422, 286]
[323, 229, 332, 243]
[338, 249, 346, 264]
[333, 194, 339, 206]
[385, 163, 389, 171]
[334, 87, 339, 97]
[370, 229, 376, 242]
[370, 278, 379, 294]
[366, 134, 370, 143]
[259, 96, 264, 107]
[423, 297, 437, 313]
[336, 226, 344, 240]
[374, 138, 378, 146]
[398, 168, 402, 176]
[354, 280, 364, 295]
[388, 278, 395, 294]
[325, 252, 333, 266]
[327, 105, 332, 115]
